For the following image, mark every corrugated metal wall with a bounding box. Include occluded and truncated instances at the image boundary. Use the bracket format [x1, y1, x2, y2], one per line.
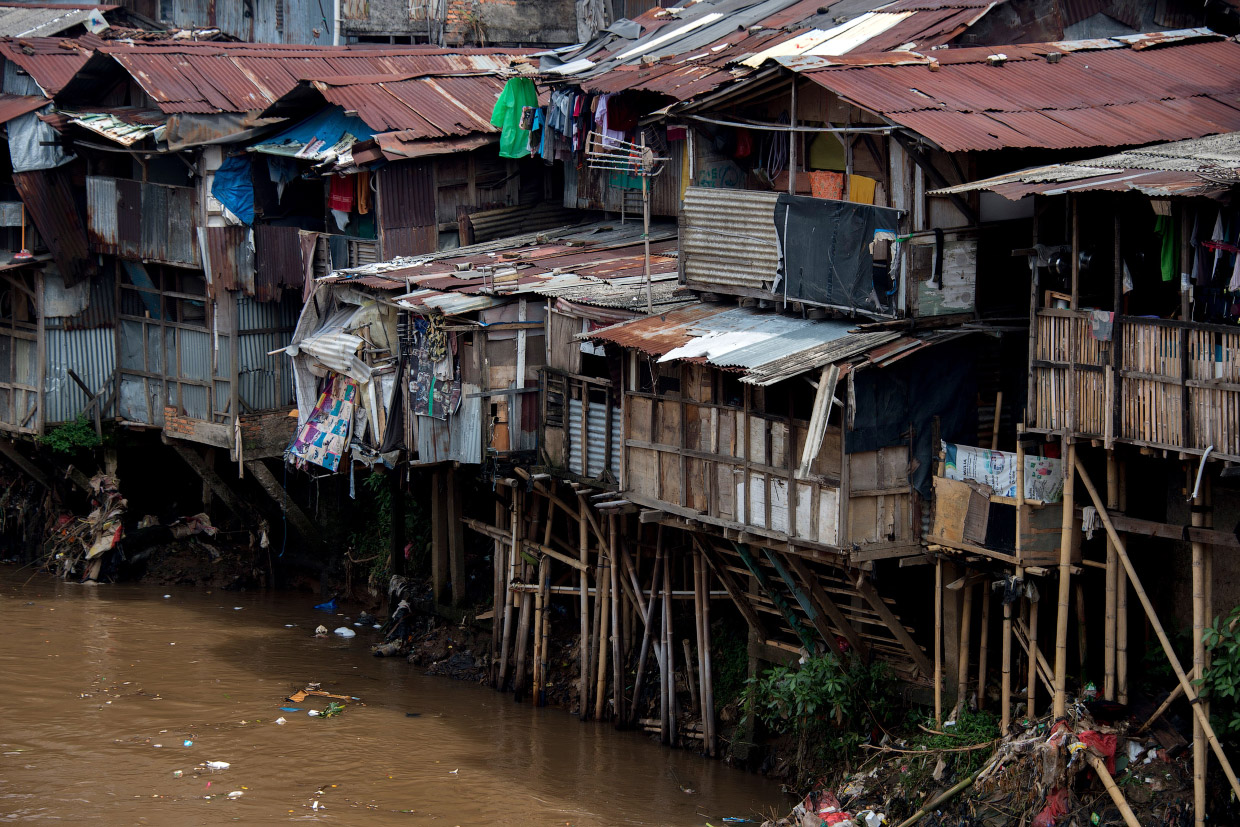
[159, 0, 325, 44]
[415, 389, 482, 465]
[86, 176, 200, 267]
[681, 186, 781, 294]
[253, 225, 305, 301]
[566, 398, 620, 480]
[379, 161, 436, 258]
[14, 167, 93, 286]
[44, 327, 115, 425]
[237, 295, 297, 413]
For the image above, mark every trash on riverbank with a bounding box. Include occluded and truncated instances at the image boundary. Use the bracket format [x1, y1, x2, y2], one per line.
[287, 686, 356, 703]
[205, 761, 230, 770]
[314, 598, 337, 613]
[333, 627, 355, 638]
[762, 707, 1197, 827]
[314, 625, 328, 636]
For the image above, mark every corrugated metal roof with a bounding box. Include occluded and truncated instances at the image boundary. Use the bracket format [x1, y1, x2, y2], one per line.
[932, 131, 1240, 199]
[322, 220, 679, 317]
[0, 92, 46, 123]
[0, 36, 94, 96]
[786, 34, 1240, 152]
[0, 4, 113, 38]
[61, 106, 165, 145]
[583, 302, 904, 385]
[543, 0, 1002, 102]
[57, 42, 531, 115]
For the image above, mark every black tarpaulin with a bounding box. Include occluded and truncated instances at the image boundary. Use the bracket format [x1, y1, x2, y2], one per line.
[774, 194, 901, 315]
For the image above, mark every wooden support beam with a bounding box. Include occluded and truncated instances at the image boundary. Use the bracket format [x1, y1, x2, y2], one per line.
[1074, 455, 1240, 803]
[0, 440, 53, 491]
[764, 548, 845, 658]
[733, 542, 816, 653]
[783, 553, 868, 658]
[1107, 512, 1239, 549]
[448, 466, 465, 606]
[172, 443, 259, 524]
[856, 574, 934, 678]
[1053, 443, 1076, 719]
[696, 538, 764, 636]
[523, 538, 588, 572]
[243, 459, 322, 551]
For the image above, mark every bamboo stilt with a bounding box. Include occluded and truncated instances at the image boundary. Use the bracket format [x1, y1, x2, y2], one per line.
[701, 548, 717, 756]
[578, 495, 590, 719]
[610, 515, 623, 724]
[595, 550, 611, 721]
[492, 497, 504, 685]
[1137, 682, 1184, 734]
[978, 584, 991, 711]
[1193, 472, 1207, 827]
[935, 558, 943, 728]
[1104, 453, 1119, 701]
[532, 556, 547, 704]
[1074, 455, 1240, 802]
[1001, 598, 1012, 732]
[1084, 752, 1141, 827]
[497, 492, 515, 690]
[628, 529, 663, 727]
[957, 582, 974, 715]
[1053, 442, 1076, 719]
[662, 549, 675, 745]
[1117, 458, 1129, 705]
[683, 638, 699, 714]
[1027, 595, 1040, 716]
[513, 561, 533, 698]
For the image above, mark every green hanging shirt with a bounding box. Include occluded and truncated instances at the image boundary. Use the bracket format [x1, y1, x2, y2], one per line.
[490, 77, 538, 159]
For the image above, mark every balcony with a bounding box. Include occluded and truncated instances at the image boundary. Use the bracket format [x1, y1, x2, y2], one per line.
[1028, 308, 1240, 459]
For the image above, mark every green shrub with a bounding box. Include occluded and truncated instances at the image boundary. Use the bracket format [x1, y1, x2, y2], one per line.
[40, 415, 101, 455]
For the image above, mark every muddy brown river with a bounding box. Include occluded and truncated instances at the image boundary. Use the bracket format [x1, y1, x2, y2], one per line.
[1, 569, 790, 825]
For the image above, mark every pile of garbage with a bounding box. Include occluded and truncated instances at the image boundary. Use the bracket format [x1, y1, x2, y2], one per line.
[46, 473, 125, 581]
[764, 703, 1198, 827]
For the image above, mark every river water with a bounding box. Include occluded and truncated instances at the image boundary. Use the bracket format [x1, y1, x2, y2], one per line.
[0, 569, 790, 825]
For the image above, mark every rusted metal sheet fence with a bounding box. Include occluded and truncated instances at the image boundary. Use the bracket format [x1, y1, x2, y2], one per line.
[86, 176, 200, 267]
[681, 186, 780, 295]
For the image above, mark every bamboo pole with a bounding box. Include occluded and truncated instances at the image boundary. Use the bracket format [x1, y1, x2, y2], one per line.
[957, 582, 974, 715]
[661, 549, 673, 744]
[1104, 453, 1119, 700]
[978, 584, 991, 711]
[991, 391, 1003, 450]
[513, 558, 533, 698]
[1053, 442, 1076, 719]
[1116, 458, 1129, 704]
[492, 497, 504, 684]
[1193, 472, 1207, 827]
[610, 515, 623, 724]
[935, 558, 943, 727]
[595, 546, 611, 721]
[1074, 455, 1240, 801]
[532, 556, 547, 704]
[628, 529, 664, 727]
[1027, 596, 1040, 716]
[1084, 752, 1141, 827]
[497, 491, 515, 690]
[682, 638, 699, 714]
[693, 549, 708, 723]
[1002, 598, 1012, 732]
[894, 757, 996, 827]
[578, 494, 590, 719]
[1137, 682, 1184, 734]
[701, 547, 717, 757]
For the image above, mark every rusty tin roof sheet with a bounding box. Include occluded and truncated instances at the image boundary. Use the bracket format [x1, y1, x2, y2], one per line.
[0, 92, 48, 123]
[57, 42, 529, 115]
[932, 131, 1240, 199]
[786, 34, 1240, 151]
[0, 36, 94, 95]
[321, 221, 679, 317]
[542, 0, 1001, 102]
[583, 302, 905, 385]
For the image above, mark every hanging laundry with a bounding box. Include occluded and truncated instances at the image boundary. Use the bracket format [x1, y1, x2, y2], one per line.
[809, 171, 844, 200]
[267, 156, 299, 202]
[490, 76, 538, 159]
[328, 175, 354, 212]
[1153, 215, 1176, 282]
[356, 169, 372, 215]
[331, 209, 349, 231]
[596, 94, 625, 146]
[848, 174, 877, 205]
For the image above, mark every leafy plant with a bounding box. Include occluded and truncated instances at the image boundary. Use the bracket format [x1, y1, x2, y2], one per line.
[1199, 605, 1240, 737]
[741, 652, 895, 781]
[40, 415, 101, 455]
[318, 701, 345, 718]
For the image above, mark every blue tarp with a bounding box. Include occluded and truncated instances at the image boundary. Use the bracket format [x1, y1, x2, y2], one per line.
[211, 155, 254, 225]
[250, 106, 375, 158]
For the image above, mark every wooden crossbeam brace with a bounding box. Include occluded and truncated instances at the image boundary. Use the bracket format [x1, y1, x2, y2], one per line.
[733, 541, 817, 653]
